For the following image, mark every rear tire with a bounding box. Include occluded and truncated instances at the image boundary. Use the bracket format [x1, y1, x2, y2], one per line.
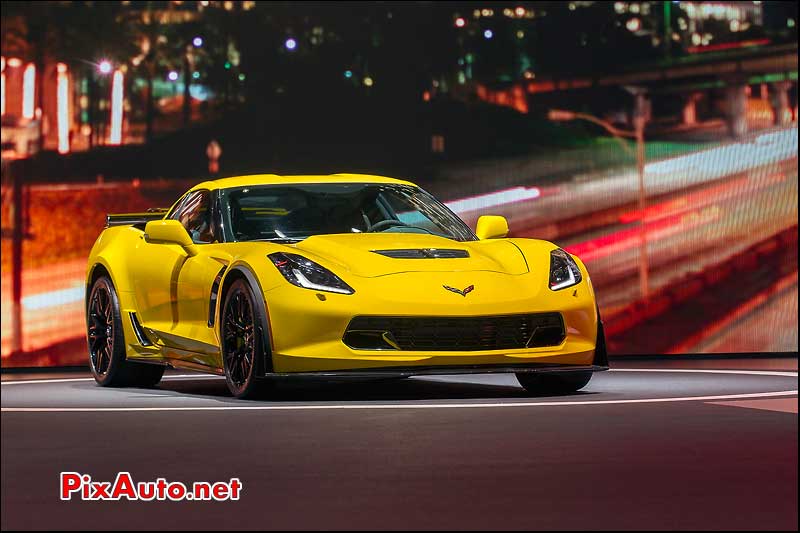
[87, 275, 164, 388]
[516, 371, 593, 396]
[125, 363, 165, 388]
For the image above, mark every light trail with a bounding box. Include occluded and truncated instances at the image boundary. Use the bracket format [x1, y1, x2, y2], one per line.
[445, 127, 796, 215]
[21, 285, 84, 311]
[566, 207, 721, 262]
[617, 171, 787, 224]
[445, 186, 541, 214]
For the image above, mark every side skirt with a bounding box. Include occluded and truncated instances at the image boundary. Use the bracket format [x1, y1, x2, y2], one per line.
[167, 358, 225, 376]
[257, 364, 609, 380]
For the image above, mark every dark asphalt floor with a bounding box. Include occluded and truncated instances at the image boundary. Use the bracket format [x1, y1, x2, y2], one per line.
[1, 360, 797, 530]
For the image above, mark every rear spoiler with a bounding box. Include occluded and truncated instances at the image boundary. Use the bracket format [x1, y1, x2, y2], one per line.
[105, 208, 169, 228]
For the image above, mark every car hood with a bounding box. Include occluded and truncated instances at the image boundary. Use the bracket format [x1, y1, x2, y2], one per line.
[290, 233, 529, 278]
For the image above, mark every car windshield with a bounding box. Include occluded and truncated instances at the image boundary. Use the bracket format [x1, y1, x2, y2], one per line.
[221, 183, 476, 242]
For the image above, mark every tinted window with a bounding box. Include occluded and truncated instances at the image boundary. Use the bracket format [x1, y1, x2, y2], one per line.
[221, 183, 476, 242]
[170, 190, 215, 244]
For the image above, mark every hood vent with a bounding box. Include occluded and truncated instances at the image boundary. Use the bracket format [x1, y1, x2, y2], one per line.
[372, 248, 469, 259]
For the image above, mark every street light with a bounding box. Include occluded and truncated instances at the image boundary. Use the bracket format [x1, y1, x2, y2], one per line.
[548, 106, 650, 301]
[77, 59, 115, 148]
[168, 70, 179, 99]
[97, 60, 113, 75]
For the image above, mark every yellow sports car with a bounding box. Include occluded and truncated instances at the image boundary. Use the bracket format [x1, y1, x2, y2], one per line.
[86, 174, 608, 398]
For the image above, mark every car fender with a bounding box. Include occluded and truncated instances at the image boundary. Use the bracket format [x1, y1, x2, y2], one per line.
[217, 260, 276, 375]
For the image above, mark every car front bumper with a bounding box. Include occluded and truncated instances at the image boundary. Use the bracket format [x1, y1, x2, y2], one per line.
[262, 269, 601, 374]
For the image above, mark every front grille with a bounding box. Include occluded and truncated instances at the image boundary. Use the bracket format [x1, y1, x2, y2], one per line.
[344, 313, 565, 351]
[372, 248, 470, 259]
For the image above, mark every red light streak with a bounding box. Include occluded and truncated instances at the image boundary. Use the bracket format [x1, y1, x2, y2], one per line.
[618, 173, 786, 225]
[566, 208, 721, 263]
[687, 38, 770, 54]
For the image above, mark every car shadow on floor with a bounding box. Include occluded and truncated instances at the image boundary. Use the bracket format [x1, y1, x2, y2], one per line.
[151, 375, 598, 403]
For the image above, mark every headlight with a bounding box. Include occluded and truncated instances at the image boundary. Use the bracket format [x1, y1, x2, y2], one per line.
[268, 252, 355, 295]
[549, 248, 582, 290]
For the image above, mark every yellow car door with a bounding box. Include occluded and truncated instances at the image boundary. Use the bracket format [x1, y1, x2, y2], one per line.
[131, 228, 188, 338]
[173, 245, 232, 366]
[132, 190, 223, 363]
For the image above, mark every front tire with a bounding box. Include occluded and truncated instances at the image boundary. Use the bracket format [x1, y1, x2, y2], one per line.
[516, 371, 593, 396]
[221, 278, 271, 399]
[87, 275, 164, 388]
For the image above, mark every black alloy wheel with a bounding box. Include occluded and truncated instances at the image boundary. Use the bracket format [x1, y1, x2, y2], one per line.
[87, 275, 165, 387]
[221, 278, 269, 398]
[88, 279, 115, 378]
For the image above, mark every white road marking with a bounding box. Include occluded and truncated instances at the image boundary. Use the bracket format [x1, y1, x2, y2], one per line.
[1, 368, 796, 387]
[0, 368, 796, 412]
[609, 368, 798, 377]
[1, 390, 797, 412]
[0, 374, 222, 386]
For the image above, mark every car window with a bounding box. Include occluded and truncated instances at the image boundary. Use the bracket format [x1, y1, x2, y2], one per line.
[380, 191, 449, 236]
[221, 183, 476, 242]
[170, 190, 215, 244]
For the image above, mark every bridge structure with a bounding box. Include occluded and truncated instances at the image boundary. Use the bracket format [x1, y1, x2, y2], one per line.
[478, 43, 798, 138]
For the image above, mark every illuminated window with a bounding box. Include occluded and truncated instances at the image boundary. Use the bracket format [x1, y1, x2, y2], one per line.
[56, 63, 70, 154]
[22, 63, 36, 119]
[109, 71, 124, 145]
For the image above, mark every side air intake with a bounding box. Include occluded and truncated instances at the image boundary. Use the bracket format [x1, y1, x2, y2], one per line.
[128, 312, 153, 346]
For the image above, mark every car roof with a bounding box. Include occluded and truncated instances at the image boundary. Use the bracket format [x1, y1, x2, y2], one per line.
[190, 173, 417, 192]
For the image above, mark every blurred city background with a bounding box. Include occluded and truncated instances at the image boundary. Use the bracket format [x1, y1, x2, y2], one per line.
[0, 1, 797, 367]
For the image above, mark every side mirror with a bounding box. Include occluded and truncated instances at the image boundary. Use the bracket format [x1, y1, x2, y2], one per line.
[144, 220, 198, 256]
[475, 215, 509, 240]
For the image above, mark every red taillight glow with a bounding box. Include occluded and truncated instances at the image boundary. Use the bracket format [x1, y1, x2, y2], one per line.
[687, 38, 770, 54]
